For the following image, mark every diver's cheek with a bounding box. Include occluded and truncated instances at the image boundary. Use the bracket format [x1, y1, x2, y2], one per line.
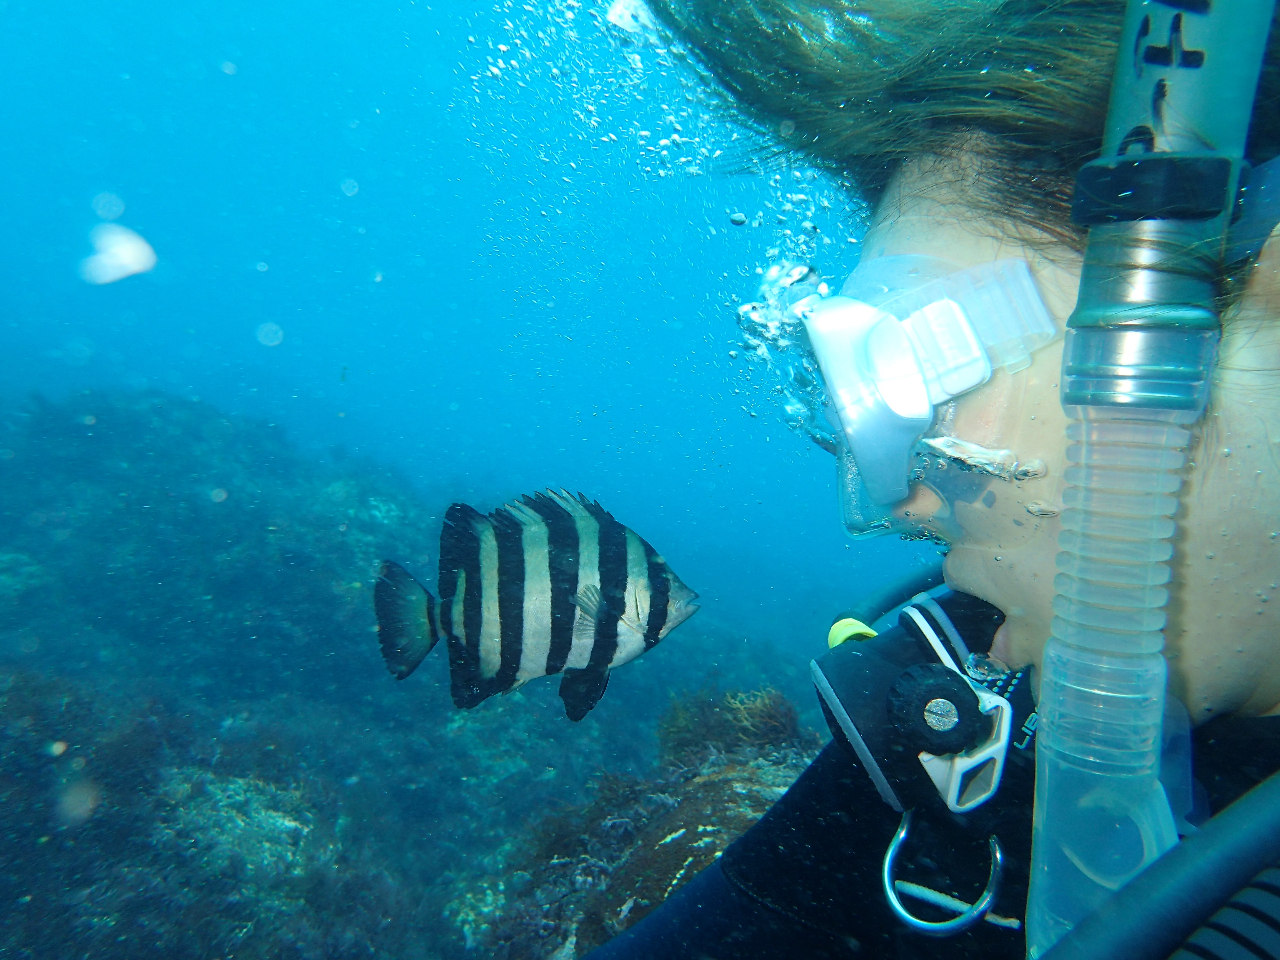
[943, 541, 1058, 672]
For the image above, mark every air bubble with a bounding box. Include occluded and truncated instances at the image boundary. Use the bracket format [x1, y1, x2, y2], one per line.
[256, 322, 284, 346]
[91, 192, 125, 220]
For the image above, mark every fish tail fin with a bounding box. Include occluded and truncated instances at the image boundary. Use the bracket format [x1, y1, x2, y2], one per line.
[374, 561, 440, 679]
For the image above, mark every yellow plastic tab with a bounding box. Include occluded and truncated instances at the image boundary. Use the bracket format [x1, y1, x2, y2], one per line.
[828, 617, 878, 648]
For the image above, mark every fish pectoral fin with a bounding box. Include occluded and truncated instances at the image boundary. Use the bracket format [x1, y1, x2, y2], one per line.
[572, 585, 605, 620]
[559, 666, 610, 721]
[572, 611, 598, 648]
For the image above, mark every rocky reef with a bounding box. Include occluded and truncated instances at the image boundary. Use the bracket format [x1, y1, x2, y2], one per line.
[461, 687, 822, 959]
[0, 391, 821, 958]
[0, 670, 442, 960]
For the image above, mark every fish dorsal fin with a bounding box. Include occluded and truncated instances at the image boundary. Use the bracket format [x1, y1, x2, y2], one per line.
[577, 494, 617, 525]
[497, 499, 545, 529]
[573, 584, 605, 620]
[559, 666, 610, 721]
[542, 488, 591, 519]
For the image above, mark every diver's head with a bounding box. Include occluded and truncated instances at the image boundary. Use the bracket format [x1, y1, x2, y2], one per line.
[842, 156, 1280, 722]
[655, 0, 1280, 721]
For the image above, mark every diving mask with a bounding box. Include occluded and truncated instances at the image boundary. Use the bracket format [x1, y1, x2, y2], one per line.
[799, 256, 1059, 539]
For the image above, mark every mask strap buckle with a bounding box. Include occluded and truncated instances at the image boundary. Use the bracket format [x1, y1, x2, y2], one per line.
[882, 809, 1004, 937]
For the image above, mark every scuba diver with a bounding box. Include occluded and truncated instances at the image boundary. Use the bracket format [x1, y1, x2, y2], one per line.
[586, 1, 1280, 958]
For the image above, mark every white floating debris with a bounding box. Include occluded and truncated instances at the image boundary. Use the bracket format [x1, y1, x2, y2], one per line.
[656, 828, 686, 847]
[340, 178, 359, 197]
[729, 212, 747, 226]
[79, 224, 156, 285]
[256, 322, 284, 347]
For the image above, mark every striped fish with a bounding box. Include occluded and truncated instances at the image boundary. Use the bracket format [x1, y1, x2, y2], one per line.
[374, 490, 699, 721]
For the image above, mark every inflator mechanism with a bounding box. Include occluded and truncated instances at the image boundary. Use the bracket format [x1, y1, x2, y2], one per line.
[812, 593, 1021, 815]
[812, 591, 1033, 935]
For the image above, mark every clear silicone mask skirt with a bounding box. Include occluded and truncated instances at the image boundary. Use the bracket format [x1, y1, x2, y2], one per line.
[838, 374, 1061, 551]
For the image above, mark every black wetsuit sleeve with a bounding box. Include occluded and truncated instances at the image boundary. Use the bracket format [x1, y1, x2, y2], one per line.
[584, 739, 1031, 960]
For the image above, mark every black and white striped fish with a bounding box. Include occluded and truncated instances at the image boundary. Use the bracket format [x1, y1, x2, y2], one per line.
[374, 490, 700, 721]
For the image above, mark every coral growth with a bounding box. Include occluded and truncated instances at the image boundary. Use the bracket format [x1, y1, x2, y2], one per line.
[657, 685, 810, 768]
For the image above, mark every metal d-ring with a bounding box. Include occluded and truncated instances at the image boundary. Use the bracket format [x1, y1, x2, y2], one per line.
[881, 809, 1004, 937]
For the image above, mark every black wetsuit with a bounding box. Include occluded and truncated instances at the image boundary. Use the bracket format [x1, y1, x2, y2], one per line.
[585, 592, 1280, 960]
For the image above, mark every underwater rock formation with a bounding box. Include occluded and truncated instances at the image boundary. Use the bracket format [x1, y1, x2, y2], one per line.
[0, 391, 437, 697]
[0, 392, 820, 959]
[0, 669, 440, 960]
[460, 687, 821, 959]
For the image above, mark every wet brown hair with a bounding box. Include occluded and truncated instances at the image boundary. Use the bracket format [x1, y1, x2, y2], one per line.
[649, 0, 1280, 250]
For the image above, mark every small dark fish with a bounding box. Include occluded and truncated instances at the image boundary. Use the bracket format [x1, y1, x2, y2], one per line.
[375, 490, 699, 720]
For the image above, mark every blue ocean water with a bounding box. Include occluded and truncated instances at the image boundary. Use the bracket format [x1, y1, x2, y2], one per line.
[1, 0, 935, 639]
[0, 1, 940, 955]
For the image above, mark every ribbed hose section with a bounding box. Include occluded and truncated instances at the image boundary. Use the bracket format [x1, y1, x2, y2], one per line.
[1170, 867, 1280, 960]
[1027, 416, 1190, 957]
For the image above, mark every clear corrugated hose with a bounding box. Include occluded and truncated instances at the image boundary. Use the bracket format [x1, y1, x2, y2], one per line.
[1025, 0, 1276, 953]
[1028, 413, 1188, 956]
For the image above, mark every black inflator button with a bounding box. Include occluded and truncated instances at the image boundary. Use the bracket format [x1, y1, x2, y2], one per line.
[887, 663, 988, 756]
